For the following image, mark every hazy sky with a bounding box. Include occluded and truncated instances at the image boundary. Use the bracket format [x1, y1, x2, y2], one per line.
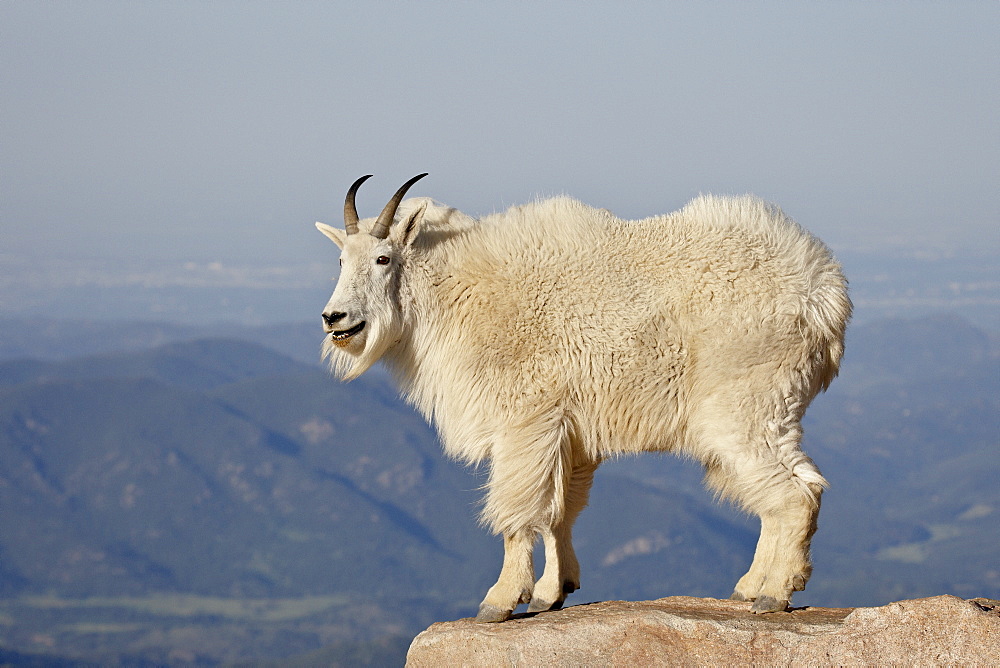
[3, 1, 998, 273]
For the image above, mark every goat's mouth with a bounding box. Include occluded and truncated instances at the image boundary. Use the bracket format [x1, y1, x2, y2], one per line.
[330, 321, 366, 342]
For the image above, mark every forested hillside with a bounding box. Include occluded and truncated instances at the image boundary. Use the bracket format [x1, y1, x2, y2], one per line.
[0, 314, 995, 664]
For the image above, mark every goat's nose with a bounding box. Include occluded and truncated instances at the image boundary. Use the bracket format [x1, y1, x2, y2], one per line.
[322, 311, 346, 329]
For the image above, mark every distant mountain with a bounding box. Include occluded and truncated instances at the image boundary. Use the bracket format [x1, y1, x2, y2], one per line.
[837, 312, 996, 385]
[0, 313, 995, 664]
[0, 338, 320, 390]
[0, 335, 757, 664]
[0, 318, 324, 365]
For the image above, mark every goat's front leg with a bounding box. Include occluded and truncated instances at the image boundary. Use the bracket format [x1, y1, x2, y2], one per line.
[476, 416, 570, 622]
[527, 524, 577, 613]
[476, 528, 535, 622]
[528, 460, 598, 613]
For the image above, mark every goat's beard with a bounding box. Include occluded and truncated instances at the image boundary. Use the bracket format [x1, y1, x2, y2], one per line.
[322, 314, 401, 381]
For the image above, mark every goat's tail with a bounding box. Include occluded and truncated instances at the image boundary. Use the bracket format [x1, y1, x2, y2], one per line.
[804, 264, 852, 392]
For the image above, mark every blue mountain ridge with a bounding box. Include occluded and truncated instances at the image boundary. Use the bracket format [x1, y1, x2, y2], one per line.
[0, 313, 995, 664]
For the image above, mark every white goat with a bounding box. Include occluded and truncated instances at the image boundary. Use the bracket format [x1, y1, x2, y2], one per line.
[316, 174, 850, 620]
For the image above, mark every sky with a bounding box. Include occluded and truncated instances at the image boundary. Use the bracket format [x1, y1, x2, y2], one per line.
[2, 1, 998, 321]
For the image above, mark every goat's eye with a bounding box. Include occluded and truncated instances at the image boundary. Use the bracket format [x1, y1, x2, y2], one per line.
[338, 258, 342, 267]
[376, 256, 391, 265]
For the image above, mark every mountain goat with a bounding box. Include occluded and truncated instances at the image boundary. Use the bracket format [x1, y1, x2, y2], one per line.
[316, 174, 850, 620]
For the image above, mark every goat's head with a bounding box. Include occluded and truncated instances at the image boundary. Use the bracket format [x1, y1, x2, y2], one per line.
[316, 174, 428, 380]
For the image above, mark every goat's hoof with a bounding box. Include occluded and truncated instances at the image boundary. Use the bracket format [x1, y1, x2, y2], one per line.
[526, 597, 564, 613]
[750, 595, 789, 613]
[475, 603, 512, 623]
[729, 590, 750, 602]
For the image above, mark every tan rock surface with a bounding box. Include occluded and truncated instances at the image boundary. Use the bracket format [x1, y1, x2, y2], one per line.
[406, 595, 1000, 666]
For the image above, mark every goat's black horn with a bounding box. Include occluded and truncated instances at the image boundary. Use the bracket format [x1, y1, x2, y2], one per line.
[370, 173, 428, 240]
[344, 174, 373, 235]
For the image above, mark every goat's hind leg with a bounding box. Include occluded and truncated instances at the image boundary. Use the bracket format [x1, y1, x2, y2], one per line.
[729, 514, 779, 604]
[730, 505, 814, 612]
[702, 413, 825, 613]
[731, 487, 821, 613]
[721, 454, 823, 612]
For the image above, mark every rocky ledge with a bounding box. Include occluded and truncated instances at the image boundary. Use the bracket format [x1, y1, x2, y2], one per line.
[406, 595, 999, 666]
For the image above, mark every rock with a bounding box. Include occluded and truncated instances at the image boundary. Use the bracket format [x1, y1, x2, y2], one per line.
[406, 595, 1000, 666]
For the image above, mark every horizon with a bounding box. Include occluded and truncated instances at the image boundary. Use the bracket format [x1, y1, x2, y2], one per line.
[2, 2, 997, 331]
[2, 238, 998, 330]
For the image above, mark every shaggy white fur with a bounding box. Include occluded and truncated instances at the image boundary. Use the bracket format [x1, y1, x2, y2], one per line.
[317, 184, 851, 620]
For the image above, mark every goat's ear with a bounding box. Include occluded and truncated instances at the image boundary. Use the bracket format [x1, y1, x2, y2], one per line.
[316, 222, 347, 249]
[397, 201, 428, 247]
